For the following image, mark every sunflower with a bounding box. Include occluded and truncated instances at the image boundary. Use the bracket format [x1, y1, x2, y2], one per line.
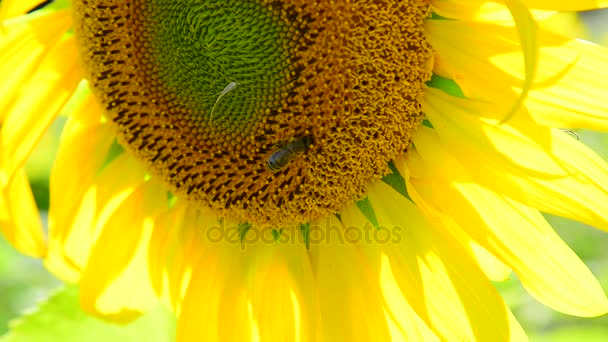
[2, 0, 608, 340]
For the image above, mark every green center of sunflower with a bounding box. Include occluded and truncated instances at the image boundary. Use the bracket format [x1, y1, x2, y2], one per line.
[73, 0, 433, 226]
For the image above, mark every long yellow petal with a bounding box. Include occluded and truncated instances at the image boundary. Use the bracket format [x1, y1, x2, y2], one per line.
[423, 88, 608, 233]
[239, 236, 315, 342]
[395, 163, 512, 281]
[0, 168, 46, 257]
[79, 179, 166, 321]
[378, 255, 443, 342]
[339, 203, 443, 342]
[176, 230, 250, 342]
[432, 1, 515, 22]
[309, 215, 393, 342]
[46, 152, 147, 283]
[426, 19, 608, 130]
[0, 0, 46, 20]
[147, 201, 188, 298]
[166, 205, 215, 312]
[425, 19, 524, 105]
[46, 94, 114, 281]
[433, 0, 608, 16]
[520, 0, 608, 11]
[1, 35, 81, 187]
[48, 95, 113, 240]
[524, 39, 608, 129]
[431, 1, 555, 24]
[0, 9, 72, 121]
[364, 181, 525, 341]
[500, 0, 538, 124]
[408, 127, 608, 317]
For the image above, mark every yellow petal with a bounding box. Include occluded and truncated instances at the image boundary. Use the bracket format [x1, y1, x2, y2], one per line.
[148, 201, 188, 297]
[176, 231, 250, 342]
[45, 94, 114, 281]
[78, 153, 147, 242]
[432, 1, 517, 22]
[239, 236, 315, 342]
[166, 205, 216, 311]
[49, 94, 113, 240]
[397, 163, 512, 281]
[0, 168, 46, 257]
[339, 205, 442, 342]
[500, 0, 538, 124]
[309, 215, 393, 342]
[46, 152, 147, 283]
[389, 156, 511, 281]
[408, 127, 608, 317]
[186, 223, 312, 342]
[0, 9, 72, 121]
[538, 12, 588, 40]
[423, 88, 608, 233]
[525, 39, 608, 129]
[179, 225, 316, 341]
[1, 35, 81, 187]
[79, 179, 167, 321]
[379, 255, 443, 342]
[0, 0, 48, 20]
[431, 0, 556, 23]
[432, 0, 608, 18]
[520, 0, 608, 11]
[364, 181, 525, 341]
[426, 19, 608, 130]
[425, 19, 522, 105]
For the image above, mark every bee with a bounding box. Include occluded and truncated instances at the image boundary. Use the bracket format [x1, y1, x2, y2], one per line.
[267, 136, 312, 172]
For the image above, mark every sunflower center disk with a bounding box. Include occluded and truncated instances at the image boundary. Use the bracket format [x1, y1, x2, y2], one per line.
[74, 0, 433, 226]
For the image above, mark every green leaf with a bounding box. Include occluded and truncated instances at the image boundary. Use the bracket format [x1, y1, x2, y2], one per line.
[46, 0, 72, 11]
[530, 326, 608, 342]
[356, 197, 379, 229]
[426, 74, 464, 98]
[1, 286, 176, 342]
[381, 161, 411, 201]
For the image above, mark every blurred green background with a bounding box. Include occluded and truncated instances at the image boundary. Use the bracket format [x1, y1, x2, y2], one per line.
[2, 6, 608, 342]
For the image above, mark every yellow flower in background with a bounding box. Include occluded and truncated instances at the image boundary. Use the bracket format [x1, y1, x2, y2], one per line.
[2, 0, 608, 340]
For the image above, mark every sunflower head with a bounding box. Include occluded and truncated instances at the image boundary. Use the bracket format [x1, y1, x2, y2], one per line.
[7, 0, 608, 341]
[72, 0, 433, 226]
